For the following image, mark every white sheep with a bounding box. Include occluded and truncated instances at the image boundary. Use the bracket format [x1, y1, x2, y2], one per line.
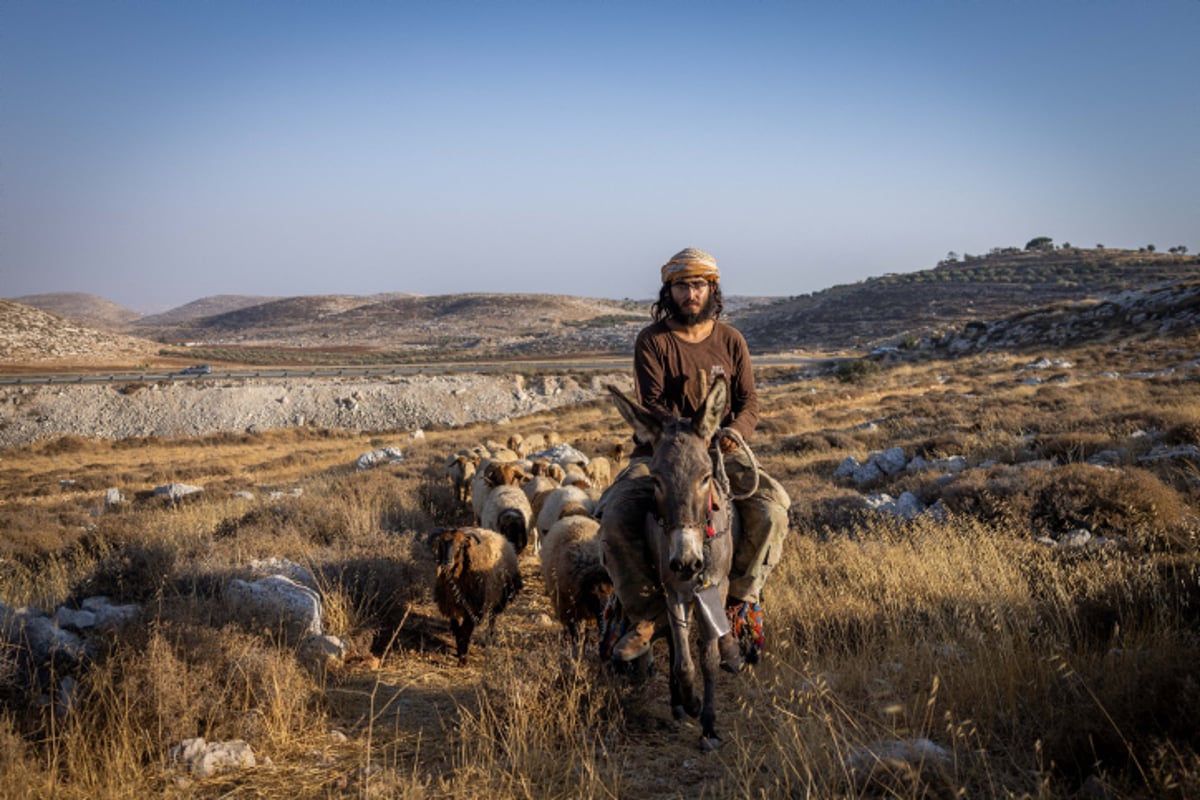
[444, 453, 477, 503]
[523, 473, 559, 505]
[559, 471, 602, 503]
[584, 456, 613, 490]
[535, 484, 595, 543]
[481, 483, 536, 555]
[428, 526, 523, 665]
[518, 432, 548, 455]
[470, 460, 529, 523]
[540, 514, 612, 640]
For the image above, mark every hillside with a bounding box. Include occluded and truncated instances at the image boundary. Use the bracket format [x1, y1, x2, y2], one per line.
[734, 248, 1199, 351]
[135, 248, 1200, 358]
[145, 293, 649, 361]
[0, 300, 159, 366]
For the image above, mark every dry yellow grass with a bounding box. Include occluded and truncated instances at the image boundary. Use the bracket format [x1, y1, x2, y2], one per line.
[1, 335, 1198, 798]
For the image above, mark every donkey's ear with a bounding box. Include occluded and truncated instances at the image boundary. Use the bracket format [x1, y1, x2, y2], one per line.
[607, 384, 662, 445]
[695, 376, 728, 442]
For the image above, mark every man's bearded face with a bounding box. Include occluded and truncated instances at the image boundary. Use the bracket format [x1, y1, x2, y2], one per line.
[671, 286, 717, 325]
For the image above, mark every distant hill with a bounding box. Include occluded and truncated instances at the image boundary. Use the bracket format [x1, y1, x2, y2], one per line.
[6, 247, 1196, 365]
[732, 248, 1199, 351]
[143, 293, 649, 358]
[135, 294, 282, 326]
[10, 292, 141, 332]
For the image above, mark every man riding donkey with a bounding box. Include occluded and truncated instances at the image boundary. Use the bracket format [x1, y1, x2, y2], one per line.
[597, 247, 792, 672]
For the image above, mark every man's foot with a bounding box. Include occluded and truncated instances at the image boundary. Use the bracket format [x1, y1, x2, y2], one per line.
[612, 619, 656, 661]
[726, 600, 765, 665]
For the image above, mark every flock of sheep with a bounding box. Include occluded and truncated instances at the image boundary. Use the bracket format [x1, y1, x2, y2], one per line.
[430, 432, 625, 663]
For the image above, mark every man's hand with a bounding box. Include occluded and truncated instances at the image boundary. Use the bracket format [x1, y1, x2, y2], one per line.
[718, 434, 739, 454]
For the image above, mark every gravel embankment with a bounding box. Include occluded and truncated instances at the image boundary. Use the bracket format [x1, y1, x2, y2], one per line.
[0, 372, 633, 449]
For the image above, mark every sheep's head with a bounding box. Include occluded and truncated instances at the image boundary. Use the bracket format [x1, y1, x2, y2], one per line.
[485, 461, 529, 487]
[428, 527, 478, 573]
[561, 472, 591, 490]
[580, 570, 614, 621]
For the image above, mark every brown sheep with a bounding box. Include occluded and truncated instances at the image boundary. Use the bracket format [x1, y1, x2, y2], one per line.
[603, 440, 628, 465]
[428, 527, 523, 665]
[526, 458, 558, 479]
[540, 514, 612, 640]
[540, 462, 566, 483]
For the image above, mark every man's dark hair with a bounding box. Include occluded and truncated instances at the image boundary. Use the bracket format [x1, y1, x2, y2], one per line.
[652, 280, 724, 324]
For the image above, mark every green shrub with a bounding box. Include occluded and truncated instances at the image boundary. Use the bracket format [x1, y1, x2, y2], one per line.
[834, 358, 879, 384]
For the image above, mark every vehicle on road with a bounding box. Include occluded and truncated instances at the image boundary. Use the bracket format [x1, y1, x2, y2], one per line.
[178, 364, 212, 376]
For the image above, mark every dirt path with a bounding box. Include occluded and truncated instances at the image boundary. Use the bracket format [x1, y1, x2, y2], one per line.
[324, 552, 766, 797]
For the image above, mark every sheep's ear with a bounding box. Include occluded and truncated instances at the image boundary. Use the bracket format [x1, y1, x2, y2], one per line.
[607, 384, 661, 446]
[695, 376, 728, 443]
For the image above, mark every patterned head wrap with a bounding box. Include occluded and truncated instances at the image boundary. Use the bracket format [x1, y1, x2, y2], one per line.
[660, 247, 720, 284]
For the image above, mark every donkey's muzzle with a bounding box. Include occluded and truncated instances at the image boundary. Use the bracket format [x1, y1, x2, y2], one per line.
[669, 556, 703, 579]
[668, 526, 706, 579]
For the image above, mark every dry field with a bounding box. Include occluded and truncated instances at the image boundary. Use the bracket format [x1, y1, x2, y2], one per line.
[1, 334, 1198, 799]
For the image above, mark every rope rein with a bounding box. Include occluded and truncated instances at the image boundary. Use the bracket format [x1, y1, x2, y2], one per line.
[712, 426, 760, 501]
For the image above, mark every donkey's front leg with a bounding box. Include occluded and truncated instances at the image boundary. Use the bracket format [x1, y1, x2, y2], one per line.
[667, 597, 701, 719]
[698, 631, 721, 748]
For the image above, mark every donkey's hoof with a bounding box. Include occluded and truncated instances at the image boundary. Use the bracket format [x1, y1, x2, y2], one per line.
[672, 704, 689, 721]
[699, 735, 722, 752]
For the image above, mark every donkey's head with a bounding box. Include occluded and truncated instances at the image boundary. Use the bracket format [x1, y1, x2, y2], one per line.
[607, 378, 727, 582]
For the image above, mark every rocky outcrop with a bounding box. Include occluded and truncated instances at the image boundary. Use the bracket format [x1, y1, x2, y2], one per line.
[935, 278, 1200, 355]
[0, 372, 634, 449]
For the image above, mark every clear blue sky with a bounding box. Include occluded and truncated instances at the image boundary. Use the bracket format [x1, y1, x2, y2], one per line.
[2, 1, 1197, 313]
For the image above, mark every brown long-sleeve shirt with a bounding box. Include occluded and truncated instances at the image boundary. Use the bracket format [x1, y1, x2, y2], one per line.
[632, 320, 759, 454]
